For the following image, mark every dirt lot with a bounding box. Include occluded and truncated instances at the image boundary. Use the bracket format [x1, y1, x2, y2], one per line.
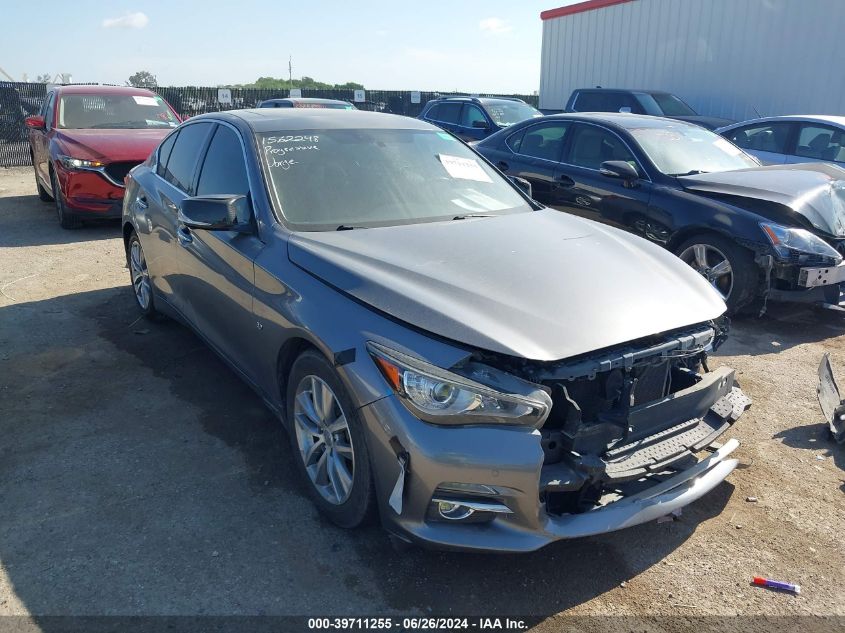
[0, 166, 843, 629]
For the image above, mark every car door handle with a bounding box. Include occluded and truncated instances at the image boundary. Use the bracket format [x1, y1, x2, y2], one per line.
[136, 194, 148, 210]
[497, 161, 509, 172]
[177, 226, 193, 246]
[557, 174, 575, 187]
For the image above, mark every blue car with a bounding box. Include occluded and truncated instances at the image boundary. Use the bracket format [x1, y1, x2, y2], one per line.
[418, 96, 542, 142]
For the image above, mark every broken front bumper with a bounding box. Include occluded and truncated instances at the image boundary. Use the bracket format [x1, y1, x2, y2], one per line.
[359, 373, 750, 553]
[767, 260, 845, 308]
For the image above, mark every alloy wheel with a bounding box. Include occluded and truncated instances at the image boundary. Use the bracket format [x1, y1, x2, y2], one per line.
[293, 375, 355, 505]
[679, 243, 734, 301]
[129, 240, 152, 310]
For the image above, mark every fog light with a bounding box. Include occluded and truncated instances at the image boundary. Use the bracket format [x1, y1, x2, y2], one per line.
[437, 500, 475, 521]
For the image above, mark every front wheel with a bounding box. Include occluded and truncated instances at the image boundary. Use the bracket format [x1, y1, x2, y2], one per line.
[286, 350, 376, 529]
[127, 231, 160, 319]
[32, 152, 52, 202]
[50, 168, 81, 229]
[676, 234, 758, 313]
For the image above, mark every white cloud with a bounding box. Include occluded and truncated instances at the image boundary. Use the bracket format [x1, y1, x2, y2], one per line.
[479, 17, 512, 35]
[102, 12, 149, 29]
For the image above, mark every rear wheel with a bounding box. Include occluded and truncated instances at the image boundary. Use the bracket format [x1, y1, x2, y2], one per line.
[286, 350, 376, 529]
[676, 234, 758, 313]
[50, 167, 81, 229]
[32, 152, 52, 202]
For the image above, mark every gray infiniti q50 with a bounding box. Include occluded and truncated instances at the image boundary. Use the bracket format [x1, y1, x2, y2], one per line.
[122, 109, 751, 552]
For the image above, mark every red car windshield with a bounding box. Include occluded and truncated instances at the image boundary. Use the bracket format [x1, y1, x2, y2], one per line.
[57, 94, 178, 130]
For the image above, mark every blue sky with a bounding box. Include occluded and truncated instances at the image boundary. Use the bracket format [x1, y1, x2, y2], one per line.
[1, 0, 579, 93]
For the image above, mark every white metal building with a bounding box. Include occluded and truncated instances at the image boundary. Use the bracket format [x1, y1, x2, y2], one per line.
[539, 0, 845, 121]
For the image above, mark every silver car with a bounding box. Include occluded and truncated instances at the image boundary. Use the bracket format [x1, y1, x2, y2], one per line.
[122, 109, 751, 552]
[717, 115, 845, 168]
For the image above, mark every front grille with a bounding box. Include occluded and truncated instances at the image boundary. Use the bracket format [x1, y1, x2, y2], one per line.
[104, 161, 142, 186]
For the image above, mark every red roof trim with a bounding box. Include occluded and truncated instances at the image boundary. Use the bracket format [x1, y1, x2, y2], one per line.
[541, 0, 635, 21]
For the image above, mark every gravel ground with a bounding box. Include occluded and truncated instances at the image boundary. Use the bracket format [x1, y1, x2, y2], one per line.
[0, 166, 842, 629]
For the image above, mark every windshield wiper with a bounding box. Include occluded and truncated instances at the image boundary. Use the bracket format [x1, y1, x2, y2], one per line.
[670, 169, 709, 177]
[335, 224, 369, 231]
[452, 213, 495, 220]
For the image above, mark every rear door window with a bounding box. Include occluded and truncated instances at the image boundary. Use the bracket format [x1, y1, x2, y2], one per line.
[424, 104, 440, 120]
[156, 131, 178, 177]
[162, 122, 213, 193]
[436, 102, 462, 124]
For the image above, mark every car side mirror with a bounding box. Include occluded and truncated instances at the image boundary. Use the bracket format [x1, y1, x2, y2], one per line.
[179, 195, 251, 232]
[508, 175, 533, 198]
[600, 160, 639, 181]
[24, 115, 45, 130]
[472, 120, 489, 129]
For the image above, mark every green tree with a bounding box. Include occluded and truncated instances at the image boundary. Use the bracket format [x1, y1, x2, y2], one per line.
[228, 76, 363, 90]
[127, 70, 157, 88]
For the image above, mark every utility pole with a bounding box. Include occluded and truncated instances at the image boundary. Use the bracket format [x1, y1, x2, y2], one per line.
[288, 56, 292, 84]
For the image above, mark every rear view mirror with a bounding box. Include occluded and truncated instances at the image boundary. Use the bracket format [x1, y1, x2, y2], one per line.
[179, 195, 251, 231]
[600, 160, 639, 181]
[508, 175, 533, 198]
[472, 120, 489, 129]
[24, 115, 45, 130]
[618, 106, 632, 114]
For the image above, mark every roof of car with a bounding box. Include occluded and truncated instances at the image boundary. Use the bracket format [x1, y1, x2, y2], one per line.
[545, 112, 700, 130]
[429, 96, 527, 104]
[260, 97, 352, 105]
[202, 108, 436, 132]
[574, 88, 673, 95]
[53, 84, 158, 96]
[720, 114, 845, 129]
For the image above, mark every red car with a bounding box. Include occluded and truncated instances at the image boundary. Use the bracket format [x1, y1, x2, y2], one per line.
[25, 85, 180, 229]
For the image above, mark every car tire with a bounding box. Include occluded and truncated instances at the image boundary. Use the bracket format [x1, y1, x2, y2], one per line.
[676, 234, 758, 314]
[32, 152, 52, 202]
[286, 349, 376, 529]
[126, 230, 160, 319]
[50, 167, 81, 229]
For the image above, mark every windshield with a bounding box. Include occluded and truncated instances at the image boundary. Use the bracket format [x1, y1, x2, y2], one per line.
[483, 101, 543, 127]
[630, 124, 759, 176]
[58, 94, 178, 130]
[259, 128, 532, 230]
[640, 93, 697, 117]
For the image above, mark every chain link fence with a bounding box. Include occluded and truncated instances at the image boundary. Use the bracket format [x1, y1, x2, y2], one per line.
[0, 82, 539, 167]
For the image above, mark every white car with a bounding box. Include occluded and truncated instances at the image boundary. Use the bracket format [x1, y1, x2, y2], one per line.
[717, 115, 845, 167]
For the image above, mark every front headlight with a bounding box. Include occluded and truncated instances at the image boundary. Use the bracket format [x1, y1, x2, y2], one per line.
[367, 342, 551, 427]
[761, 222, 842, 264]
[58, 155, 104, 170]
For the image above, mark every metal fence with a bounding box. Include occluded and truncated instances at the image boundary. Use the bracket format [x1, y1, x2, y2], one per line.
[0, 82, 539, 167]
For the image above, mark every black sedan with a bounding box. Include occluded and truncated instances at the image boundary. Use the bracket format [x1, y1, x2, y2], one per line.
[474, 113, 845, 313]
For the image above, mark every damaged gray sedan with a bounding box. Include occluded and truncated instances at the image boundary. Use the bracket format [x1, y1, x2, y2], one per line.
[122, 109, 751, 552]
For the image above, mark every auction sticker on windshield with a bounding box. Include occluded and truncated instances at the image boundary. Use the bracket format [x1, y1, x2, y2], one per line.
[438, 154, 492, 182]
[132, 96, 160, 106]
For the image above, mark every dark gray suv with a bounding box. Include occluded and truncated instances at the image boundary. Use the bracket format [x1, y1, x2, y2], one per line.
[419, 96, 542, 142]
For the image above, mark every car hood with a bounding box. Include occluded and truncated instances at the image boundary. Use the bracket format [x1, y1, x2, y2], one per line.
[671, 115, 735, 130]
[679, 163, 845, 237]
[288, 210, 726, 361]
[52, 128, 171, 163]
